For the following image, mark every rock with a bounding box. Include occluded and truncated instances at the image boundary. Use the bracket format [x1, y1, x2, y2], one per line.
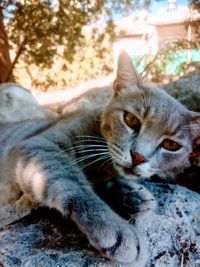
[138, 182, 200, 267]
[0, 83, 58, 122]
[161, 75, 200, 112]
[60, 85, 113, 115]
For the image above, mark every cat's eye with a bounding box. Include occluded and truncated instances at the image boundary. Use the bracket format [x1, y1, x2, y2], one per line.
[161, 139, 182, 151]
[124, 111, 141, 132]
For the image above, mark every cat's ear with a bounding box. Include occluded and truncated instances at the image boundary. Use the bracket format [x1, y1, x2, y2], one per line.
[113, 50, 143, 92]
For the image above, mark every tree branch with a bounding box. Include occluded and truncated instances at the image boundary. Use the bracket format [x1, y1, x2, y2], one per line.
[5, 36, 27, 82]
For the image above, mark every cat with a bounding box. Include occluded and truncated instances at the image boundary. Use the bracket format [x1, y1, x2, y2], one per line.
[0, 51, 199, 266]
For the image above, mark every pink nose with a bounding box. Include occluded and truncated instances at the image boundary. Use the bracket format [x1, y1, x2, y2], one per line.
[131, 152, 146, 166]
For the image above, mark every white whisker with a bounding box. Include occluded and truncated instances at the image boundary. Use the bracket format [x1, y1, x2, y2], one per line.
[76, 135, 106, 141]
[79, 155, 111, 170]
[56, 144, 108, 155]
[73, 139, 107, 145]
[99, 157, 113, 170]
[66, 152, 110, 168]
[74, 148, 109, 153]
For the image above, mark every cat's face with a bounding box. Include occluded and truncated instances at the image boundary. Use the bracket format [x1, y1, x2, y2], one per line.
[101, 52, 200, 179]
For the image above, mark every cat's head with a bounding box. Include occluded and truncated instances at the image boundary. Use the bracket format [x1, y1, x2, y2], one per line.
[101, 51, 200, 180]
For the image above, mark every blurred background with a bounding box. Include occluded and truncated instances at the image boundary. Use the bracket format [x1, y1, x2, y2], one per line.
[0, 0, 199, 103]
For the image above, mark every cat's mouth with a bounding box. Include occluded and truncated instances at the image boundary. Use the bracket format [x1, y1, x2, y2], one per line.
[123, 166, 137, 176]
[122, 165, 154, 179]
[120, 163, 158, 179]
[115, 163, 140, 177]
[114, 161, 154, 179]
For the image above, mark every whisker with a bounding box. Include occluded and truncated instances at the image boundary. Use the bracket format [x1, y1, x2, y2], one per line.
[73, 148, 109, 153]
[76, 135, 106, 141]
[72, 144, 108, 151]
[109, 143, 124, 154]
[79, 155, 110, 170]
[73, 139, 119, 153]
[65, 152, 110, 168]
[72, 139, 108, 146]
[73, 139, 107, 144]
[75, 135, 121, 150]
[56, 134, 126, 171]
[99, 158, 113, 170]
[56, 144, 108, 155]
[110, 146, 123, 159]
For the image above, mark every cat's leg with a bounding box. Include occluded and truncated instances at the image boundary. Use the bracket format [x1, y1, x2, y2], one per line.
[2, 139, 148, 266]
[100, 178, 156, 219]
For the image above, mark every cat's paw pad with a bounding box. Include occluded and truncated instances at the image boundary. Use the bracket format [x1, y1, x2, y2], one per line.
[123, 185, 156, 215]
[88, 218, 146, 265]
[106, 179, 156, 217]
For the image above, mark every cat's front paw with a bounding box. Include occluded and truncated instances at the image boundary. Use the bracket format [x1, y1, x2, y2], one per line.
[122, 180, 156, 215]
[87, 214, 147, 265]
[105, 179, 156, 218]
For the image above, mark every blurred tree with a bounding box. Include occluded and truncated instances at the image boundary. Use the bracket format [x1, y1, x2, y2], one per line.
[137, 0, 200, 83]
[0, 0, 151, 84]
[189, 0, 200, 46]
[0, 7, 13, 82]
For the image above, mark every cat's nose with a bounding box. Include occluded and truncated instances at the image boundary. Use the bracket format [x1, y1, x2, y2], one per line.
[131, 152, 147, 166]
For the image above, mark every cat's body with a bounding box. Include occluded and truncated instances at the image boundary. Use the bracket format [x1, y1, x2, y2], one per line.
[0, 52, 199, 266]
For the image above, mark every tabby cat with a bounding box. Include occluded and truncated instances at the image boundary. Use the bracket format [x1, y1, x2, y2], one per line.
[0, 52, 199, 266]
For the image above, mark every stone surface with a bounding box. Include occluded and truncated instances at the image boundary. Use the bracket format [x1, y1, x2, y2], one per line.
[0, 83, 58, 123]
[139, 182, 200, 267]
[0, 80, 200, 267]
[162, 75, 200, 112]
[0, 183, 200, 267]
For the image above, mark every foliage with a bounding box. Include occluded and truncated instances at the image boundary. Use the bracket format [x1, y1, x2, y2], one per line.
[133, 1, 200, 83]
[2, 1, 199, 90]
[132, 44, 199, 83]
[15, 26, 114, 90]
[5, 0, 103, 67]
[3, 0, 151, 68]
[1, 0, 153, 89]
[189, 0, 200, 47]
[138, 44, 199, 83]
